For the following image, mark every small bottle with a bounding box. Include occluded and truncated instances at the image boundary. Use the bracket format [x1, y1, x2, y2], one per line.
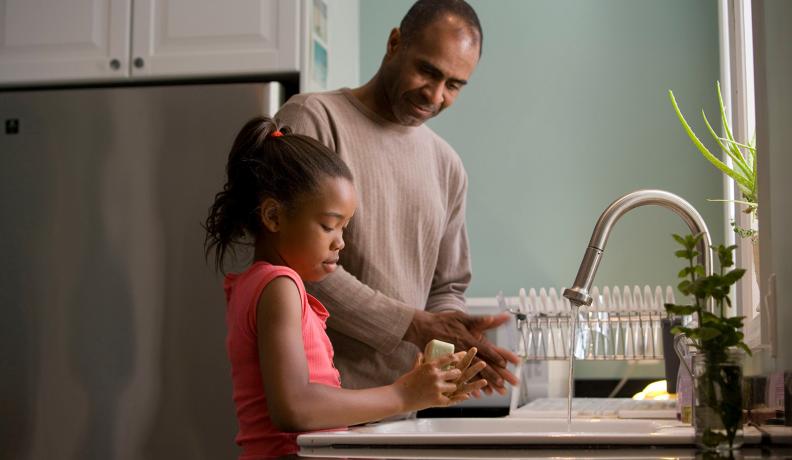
[676, 354, 693, 424]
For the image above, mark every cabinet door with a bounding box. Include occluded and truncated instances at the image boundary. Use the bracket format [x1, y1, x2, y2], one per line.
[0, 0, 131, 85]
[131, 0, 299, 79]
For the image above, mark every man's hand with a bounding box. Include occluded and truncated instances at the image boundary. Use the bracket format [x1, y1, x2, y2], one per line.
[403, 310, 520, 395]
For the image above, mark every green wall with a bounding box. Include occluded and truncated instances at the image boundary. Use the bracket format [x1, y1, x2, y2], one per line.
[360, 0, 724, 304]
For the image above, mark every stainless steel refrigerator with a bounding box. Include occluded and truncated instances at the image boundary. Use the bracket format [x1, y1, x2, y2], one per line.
[0, 82, 284, 459]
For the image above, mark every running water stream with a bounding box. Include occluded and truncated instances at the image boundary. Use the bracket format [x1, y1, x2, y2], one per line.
[567, 304, 580, 430]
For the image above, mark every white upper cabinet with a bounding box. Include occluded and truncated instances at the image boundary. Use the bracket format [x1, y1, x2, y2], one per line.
[0, 0, 300, 85]
[130, 0, 299, 79]
[0, 0, 132, 84]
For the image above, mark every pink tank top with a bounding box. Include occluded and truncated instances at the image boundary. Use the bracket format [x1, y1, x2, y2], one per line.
[224, 262, 341, 458]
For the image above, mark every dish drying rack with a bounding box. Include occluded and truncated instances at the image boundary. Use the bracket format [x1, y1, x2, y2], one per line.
[497, 285, 676, 361]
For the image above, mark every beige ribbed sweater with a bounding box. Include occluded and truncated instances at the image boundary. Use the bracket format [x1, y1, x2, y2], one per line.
[275, 89, 471, 389]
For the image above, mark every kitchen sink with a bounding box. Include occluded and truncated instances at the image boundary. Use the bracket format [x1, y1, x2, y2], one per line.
[297, 417, 761, 447]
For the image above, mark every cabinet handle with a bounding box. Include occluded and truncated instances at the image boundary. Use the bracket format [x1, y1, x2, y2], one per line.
[109, 59, 121, 70]
[133, 57, 145, 69]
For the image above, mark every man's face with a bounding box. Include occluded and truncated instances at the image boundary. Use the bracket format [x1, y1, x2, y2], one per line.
[381, 16, 480, 126]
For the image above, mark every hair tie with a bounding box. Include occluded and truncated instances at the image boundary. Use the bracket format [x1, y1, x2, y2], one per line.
[270, 130, 284, 138]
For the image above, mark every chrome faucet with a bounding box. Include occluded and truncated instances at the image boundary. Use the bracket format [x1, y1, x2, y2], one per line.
[563, 189, 713, 308]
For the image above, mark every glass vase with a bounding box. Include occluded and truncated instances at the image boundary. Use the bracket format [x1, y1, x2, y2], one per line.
[693, 349, 745, 451]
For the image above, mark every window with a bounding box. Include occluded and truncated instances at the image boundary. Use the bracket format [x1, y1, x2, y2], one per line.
[718, 0, 761, 348]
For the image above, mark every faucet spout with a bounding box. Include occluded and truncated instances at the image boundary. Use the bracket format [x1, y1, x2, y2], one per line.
[563, 189, 712, 308]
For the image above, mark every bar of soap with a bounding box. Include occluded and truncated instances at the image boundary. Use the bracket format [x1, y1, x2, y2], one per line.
[424, 339, 454, 369]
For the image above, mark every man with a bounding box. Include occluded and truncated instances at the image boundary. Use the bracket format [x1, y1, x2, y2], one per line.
[276, 0, 519, 396]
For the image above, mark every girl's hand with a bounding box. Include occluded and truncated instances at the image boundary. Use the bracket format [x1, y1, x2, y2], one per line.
[449, 347, 488, 402]
[392, 352, 462, 412]
[392, 348, 488, 411]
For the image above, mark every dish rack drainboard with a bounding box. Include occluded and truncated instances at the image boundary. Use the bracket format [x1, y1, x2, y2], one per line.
[497, 285, 675, 360]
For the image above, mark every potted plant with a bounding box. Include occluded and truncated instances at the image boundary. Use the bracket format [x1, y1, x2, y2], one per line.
[664, 233, 751, 451]
[668, 82, 758, 268]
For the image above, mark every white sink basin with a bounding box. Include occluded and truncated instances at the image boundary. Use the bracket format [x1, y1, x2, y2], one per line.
[297, 417, 717, 447]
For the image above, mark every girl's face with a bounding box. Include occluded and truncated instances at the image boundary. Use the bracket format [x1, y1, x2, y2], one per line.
[275, 177, 357, 282]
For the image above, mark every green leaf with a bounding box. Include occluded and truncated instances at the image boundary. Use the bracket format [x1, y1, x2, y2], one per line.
[726, 141, 755, 185]
[672, 233, 686, 246]
[708, 198, 758, 207]
[721, 138, 756, 152]
[675, 249, 690, 259]
[702, 111, 731, 153]
[726, 316, 745, 327]
[665, 304, 698, 316]
[678, 267, 690, 278]
[698, 327, 722, 341]
[681, 234, 700, 251]
[668, 90, 755, 191]
[723, 268, 746, 285]
[717, 81, 737, 144]
[700, 311, 719, 324]
[703, 110, 754, 180]
[671, 326, 695, 336]
[715, 243, 737, 268]
[738, 342, 753, 356]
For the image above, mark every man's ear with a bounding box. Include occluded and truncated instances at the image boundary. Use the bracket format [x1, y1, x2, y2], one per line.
[385, 27, 401, 59]
[259, 198, 282, 233]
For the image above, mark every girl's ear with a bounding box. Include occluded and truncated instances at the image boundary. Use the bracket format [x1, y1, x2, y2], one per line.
[259, 198, 282, 233]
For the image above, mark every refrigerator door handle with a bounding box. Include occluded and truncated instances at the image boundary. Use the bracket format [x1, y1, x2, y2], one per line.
[263, 82, 285, 117]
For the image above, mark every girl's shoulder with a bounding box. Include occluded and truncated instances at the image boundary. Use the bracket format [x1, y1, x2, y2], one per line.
[224, 262, 306, 303]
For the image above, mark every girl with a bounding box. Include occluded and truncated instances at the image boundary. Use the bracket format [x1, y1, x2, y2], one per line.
[204, 117, 486, 459]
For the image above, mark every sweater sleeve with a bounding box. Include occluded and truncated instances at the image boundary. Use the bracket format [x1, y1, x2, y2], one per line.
[425, 158, 471, 313]
[275, 96, 416, 355]
[306, 266, 416, 355]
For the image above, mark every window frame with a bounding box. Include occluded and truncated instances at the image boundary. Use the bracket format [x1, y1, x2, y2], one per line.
[718, 0, 762, 349]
